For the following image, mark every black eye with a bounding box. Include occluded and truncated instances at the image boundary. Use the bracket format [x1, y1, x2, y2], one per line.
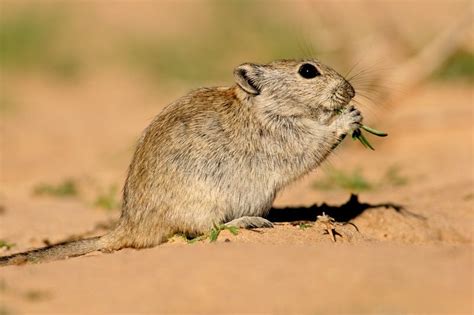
[298, 63, 320, 79]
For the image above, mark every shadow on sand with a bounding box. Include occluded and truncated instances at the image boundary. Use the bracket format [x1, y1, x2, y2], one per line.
[267, 193, 424, 223]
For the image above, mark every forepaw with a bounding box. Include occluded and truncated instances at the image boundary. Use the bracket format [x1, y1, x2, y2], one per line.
[334, 105, 363, 138]
[225, 216, 274, 229]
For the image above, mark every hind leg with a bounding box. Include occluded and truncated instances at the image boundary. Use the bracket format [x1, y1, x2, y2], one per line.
[225, 216, 274, 229]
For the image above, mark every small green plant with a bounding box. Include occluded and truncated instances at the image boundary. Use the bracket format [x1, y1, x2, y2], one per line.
[209, 224, 239, 242]
[314, 165, 409, 192]
[298, 223, 313, 230]
[33, 179, 78, 198]
[175, 224, 239, 244]
[435, 50, 474, 81]
[0, 240, 15, 250]
[94, 185, 120, 210]
[314, 168, 373, 192]
[383, 166, 408, 186]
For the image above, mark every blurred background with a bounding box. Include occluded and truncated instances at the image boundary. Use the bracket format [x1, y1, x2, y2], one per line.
[1, 1, 473, 313]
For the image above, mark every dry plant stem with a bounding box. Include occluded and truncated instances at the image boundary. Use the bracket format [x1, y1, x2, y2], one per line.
[316, 212, 359, 242]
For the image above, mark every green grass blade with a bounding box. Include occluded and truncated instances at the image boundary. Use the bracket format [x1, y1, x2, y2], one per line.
[209, 228, 220, 242]
[226, 226, 239, 235]
[361, 125, 388, 137]
[358, 132, 375, 150]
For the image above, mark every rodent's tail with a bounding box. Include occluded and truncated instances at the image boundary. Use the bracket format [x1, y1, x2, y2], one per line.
[0, 236, 104, 267]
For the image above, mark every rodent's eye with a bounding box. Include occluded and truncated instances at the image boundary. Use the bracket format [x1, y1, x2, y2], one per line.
[298, 63, 320, 79]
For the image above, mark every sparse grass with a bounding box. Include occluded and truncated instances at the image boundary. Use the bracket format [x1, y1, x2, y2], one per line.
[23, 289, 51, 302]
[435, 49, 474, 81]
[175, 224, 239, 244]
[0, 10, 56, 67]
[0, 240, 15, 250]
[314, 168, 373, 192]
[209, 224, 239, 242]
[0, 93, 18, 116]
[47, 55, 82, 80]
[383, 165, 408, 187]
[33, 179, 79, 198]
[94, 185, 120, 211]
[0, 8, 81, 79]
[298, 223, 313, 230]
[313, 166, 409, 192]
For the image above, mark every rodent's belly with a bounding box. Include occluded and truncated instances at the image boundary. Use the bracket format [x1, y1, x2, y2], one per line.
[154, 165, 278, 234]
[187, 171, 277, 225]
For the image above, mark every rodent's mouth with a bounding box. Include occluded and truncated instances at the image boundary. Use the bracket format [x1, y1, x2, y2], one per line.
[330, 100, 351, 112]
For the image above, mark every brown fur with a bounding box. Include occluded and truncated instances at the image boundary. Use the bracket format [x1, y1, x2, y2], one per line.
[0, 59, 361, 266]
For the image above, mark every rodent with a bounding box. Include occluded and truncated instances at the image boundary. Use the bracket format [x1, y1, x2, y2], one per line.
[0, 58, 362, 266]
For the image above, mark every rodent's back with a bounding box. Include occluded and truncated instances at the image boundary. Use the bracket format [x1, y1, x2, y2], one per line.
[124, 87, 252, 196]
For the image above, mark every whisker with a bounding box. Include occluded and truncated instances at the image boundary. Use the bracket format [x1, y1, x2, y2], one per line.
[347, 69, 380, 83]
[344, 58, 364, 78]
[346, 60, 396, 83]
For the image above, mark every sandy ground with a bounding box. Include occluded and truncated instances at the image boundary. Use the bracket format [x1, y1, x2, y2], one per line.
[0, 71, 473, 314]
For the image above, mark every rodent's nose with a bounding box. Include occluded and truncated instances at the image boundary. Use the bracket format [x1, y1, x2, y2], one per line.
[344, 80, 355, 99]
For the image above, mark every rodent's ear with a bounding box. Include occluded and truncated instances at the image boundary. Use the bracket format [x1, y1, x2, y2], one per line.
[233, 63, 261, 95]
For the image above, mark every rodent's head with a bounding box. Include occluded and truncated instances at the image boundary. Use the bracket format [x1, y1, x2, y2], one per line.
[234, 59, 355, 117]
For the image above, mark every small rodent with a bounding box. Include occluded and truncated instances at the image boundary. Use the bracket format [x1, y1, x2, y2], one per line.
[0, 59, 362, 266]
